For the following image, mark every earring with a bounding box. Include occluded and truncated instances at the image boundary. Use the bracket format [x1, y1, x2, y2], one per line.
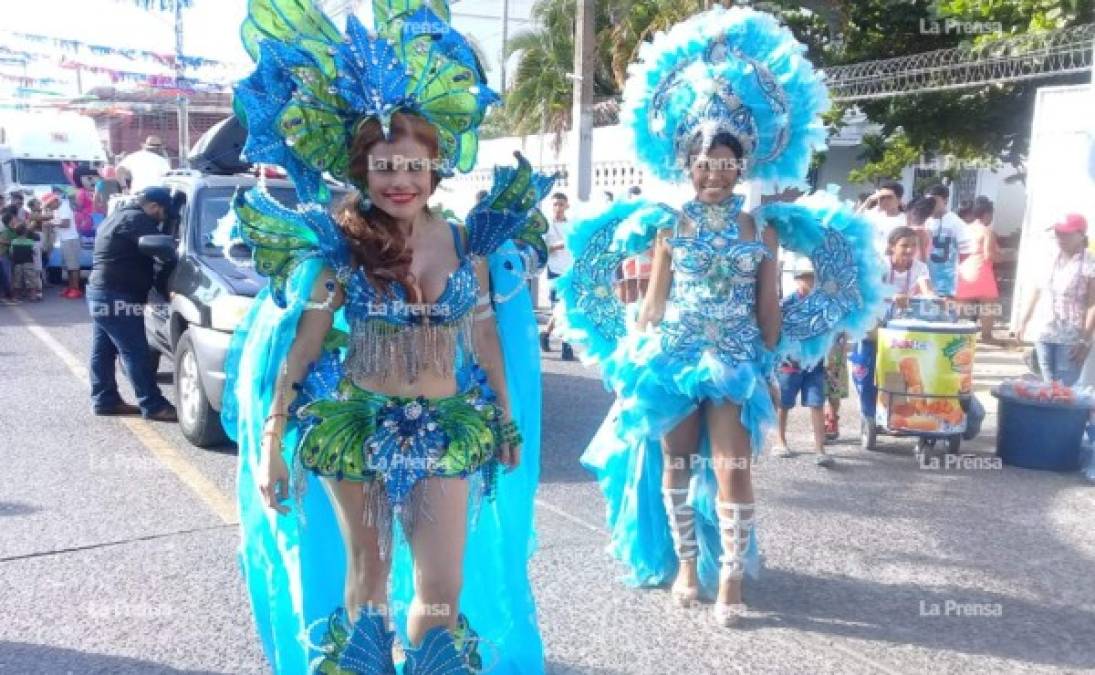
[356, 194, 372, 215]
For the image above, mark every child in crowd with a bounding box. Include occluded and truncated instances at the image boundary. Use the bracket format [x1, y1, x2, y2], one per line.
[9, 221, 42, 302]
[774, 257, 834, 467]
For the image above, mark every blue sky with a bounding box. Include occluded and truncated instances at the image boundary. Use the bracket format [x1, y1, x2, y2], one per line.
[0, 0, 536, 98]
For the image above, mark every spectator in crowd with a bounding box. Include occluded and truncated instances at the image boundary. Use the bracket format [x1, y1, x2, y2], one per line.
[850, 226, 936, 424]
[94, 166, 124, 215]
[115, 165, 133, 194]
[118, 135, 171, 193]
[773, 257, 834, 467]
[956, 196, 1000, 342]
[73, 166, 99, 237]
[26, 198, 52, 271]
[541, 192, 575, 360]
[7, 190, 30, 223]
[923, 184, 970, 298]
[87, 187, 178, 421]
[1017, 213, 1094, 386]
[9, 220, 42, 302]
[0, 210, 16, 304]
[43, 192, 82, 299]
[824, 332, 849, 441]
[856, 180, 906, 257]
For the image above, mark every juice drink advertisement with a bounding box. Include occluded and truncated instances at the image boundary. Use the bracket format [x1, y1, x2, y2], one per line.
[876, 323, 976, 434]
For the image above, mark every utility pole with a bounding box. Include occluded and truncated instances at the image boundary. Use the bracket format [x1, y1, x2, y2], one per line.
[174, 0, 190, 168]
[569, 0, 594, 201]
[500, 0, 510, 94]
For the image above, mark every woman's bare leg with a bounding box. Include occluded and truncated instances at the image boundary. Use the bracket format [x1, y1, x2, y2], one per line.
[322, 479, 392, 622]
[704, 400, 754, 619]
[406, 477, 469, 647]
[662, 409, 702, 601]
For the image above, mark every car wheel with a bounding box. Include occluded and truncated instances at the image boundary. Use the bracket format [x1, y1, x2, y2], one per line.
[175, 330, 227, 448]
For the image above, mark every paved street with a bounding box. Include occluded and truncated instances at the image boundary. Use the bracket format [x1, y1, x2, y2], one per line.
[2, 293, 1094, 674]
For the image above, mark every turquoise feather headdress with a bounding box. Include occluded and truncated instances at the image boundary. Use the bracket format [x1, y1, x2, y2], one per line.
[234, 0, 500, 203]
[621, 6, 829, 189]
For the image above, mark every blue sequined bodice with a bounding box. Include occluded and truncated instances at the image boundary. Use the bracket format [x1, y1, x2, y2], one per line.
[661, 194, 770, 366]
[340, 222, 480, 382]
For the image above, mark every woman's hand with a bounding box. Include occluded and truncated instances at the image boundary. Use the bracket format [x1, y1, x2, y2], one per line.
[259, 430, 291, 514]
[636, 303, 664, 333]
[893, 293, 910, 310]
[498, 414, 522, 471]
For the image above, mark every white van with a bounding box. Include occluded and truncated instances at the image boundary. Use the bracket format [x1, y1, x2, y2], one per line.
[0, 111, 107, 196]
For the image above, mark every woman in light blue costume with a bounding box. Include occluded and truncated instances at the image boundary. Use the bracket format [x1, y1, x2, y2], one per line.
[556, 6, 885, 627]
[219, 1, 554, 672]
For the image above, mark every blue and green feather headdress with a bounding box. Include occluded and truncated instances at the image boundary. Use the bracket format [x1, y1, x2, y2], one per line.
[234, 0, 500, 203]
[622, 6, 829, 189]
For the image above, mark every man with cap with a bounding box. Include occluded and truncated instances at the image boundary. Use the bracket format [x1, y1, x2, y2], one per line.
[118, 135, 172, 193]
[86, 187, 178, 421]
[1017, 213, 1095, 385]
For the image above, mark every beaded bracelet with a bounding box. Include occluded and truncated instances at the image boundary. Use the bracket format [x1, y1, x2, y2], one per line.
[499, 419, 522, 447]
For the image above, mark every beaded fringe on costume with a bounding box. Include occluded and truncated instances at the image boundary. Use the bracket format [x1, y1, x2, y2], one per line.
[345, 315, 477, 383]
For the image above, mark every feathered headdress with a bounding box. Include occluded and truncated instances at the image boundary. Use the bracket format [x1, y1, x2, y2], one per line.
[622, 6, 829, 189]
[234, 0, 500, 203]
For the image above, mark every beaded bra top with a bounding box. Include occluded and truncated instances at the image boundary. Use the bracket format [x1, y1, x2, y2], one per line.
[342, 221, 479, 383]
[661, 194, 770, 366]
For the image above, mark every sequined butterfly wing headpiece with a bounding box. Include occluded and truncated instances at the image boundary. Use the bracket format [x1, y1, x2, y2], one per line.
[235, 0, 499, 204]
[622, 6, 829, 190]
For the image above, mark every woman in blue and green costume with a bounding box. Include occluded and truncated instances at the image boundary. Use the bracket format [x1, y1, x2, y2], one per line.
[221, 1, 553, 673]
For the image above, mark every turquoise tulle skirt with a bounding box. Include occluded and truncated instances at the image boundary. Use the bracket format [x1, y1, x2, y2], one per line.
[583, 328, 774, 597]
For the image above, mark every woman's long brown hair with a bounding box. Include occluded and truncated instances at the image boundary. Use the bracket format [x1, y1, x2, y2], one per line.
[336, 112, 441, 299]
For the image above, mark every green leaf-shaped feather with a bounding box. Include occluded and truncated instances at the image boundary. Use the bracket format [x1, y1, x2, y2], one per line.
[490, 152, 532, 210]
[298, 384, 385, 479]
[277, 103, 350, 178]
[374, 0, 450, 29]
[242, 0, 341, 76]
[235, 198, 319, 290]
[434, 395, 498, 474]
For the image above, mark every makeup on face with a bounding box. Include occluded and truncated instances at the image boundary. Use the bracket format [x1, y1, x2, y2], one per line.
[365, 136, 436, 221]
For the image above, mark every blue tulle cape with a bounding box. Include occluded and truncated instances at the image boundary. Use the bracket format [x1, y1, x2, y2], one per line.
[222, 246, 544, 674]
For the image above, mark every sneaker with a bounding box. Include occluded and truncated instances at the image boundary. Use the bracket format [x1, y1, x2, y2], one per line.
[69, 288, 84, 299]
[815, 454, 835, 468]
[539, 332, 552, 352]
[61, 288, 76, 299]
[773, 445, 795, 458]
[561, 343, 576, 361]
[145, 405, 178, 423]
[824, 414, 839, 441]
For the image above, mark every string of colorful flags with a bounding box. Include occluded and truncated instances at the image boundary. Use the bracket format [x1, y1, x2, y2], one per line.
[1, 31, 230, 69]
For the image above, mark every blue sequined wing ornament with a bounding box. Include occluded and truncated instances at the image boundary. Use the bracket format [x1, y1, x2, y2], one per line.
[220, 183, 354, 308]
[464, 151, 557, 261]
[554, 199, 678, 365]
[755, 190, 887, 367]
[621, 6, 829, 190]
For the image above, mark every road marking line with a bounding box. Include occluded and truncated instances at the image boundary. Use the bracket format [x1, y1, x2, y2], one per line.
[14, 306, 238, 525]
[534, 497, 606, 534]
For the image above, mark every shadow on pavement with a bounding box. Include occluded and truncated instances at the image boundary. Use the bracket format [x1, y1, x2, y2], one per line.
[0, 501, 41, 518]
[0, 641, 227, 674]
[748, 567, 1095, 669]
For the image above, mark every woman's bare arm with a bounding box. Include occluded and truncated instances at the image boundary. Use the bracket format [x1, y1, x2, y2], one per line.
[752, 216, 781, 349]
[637, 228, 674, 331]
[472, 258, 519, 469]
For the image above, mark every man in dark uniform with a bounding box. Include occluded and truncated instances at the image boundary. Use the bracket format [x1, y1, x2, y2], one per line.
[87, 187, 177, 421]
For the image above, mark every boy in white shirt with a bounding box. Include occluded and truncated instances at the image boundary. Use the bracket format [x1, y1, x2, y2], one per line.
[923, 184, 971, 298]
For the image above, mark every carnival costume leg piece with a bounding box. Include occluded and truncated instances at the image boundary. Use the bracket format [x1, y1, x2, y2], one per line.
[556, 6, 886, 619]
[222, 1, 556, 671]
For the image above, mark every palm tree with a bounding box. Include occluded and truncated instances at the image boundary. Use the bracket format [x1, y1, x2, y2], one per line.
[503, 0, 619, 140]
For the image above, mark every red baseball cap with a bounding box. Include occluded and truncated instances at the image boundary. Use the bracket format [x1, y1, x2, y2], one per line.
[1052, 213, 1088, 234]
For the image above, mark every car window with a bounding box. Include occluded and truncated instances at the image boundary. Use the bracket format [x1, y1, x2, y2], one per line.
[196, 185, 346, 259]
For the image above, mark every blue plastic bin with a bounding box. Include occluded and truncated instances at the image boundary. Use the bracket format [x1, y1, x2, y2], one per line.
[991, 387, 1089, 471]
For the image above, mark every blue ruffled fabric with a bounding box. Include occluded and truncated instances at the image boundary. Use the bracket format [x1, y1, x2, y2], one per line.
[223, 250, 545, 674]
